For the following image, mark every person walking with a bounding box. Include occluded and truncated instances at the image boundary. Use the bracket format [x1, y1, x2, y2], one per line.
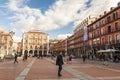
[14, 52, 18, 64]
[82, 54, 86, 63]
[56, 53, 64, 77]
[23, 51, 28, 61]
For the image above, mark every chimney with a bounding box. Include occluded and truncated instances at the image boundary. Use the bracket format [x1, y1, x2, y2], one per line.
[110, 7, 114, 11]
[104, 11, 107, 14]
[118, 2, 120, 6]
[99, 15, 102, 17]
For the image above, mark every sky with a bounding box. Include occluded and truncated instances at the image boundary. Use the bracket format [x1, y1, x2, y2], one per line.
[0, 0, 119, 42]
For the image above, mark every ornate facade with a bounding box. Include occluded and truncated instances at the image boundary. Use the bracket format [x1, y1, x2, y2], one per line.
[0, 30, 13, 56]
[22, 30, 49, 56]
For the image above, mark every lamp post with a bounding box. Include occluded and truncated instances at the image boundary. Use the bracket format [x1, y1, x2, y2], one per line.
[65, 36, 69, 56]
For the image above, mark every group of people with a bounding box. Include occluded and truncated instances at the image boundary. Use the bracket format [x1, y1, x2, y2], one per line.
[13, 52, 75, 77]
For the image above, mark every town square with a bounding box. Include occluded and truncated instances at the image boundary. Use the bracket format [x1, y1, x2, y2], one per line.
[0, 0, 120, 80]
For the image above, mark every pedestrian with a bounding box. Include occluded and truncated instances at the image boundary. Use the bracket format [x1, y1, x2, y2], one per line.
[82, 54, 86, 63]
[37, 53, 43, 59]
[68, 55, 72, 64]
[23, 51, 28, 61]
[56, 53, 64, 77]
[14, 52, 18, 64]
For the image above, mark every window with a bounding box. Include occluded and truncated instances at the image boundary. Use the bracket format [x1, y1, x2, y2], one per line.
[89, 40, 92, 45]
[113, 12, 118, 20]
[115, 34, 119, 43]
[35, 34, 38, 38]
[25, 35, 28, 39]
[108, 36, 112, 44]
[94, 31, 95, 37]
[96, 38, 100, 45]
[30, 46, 32, 49]
[108, 26, 111, 33]
[40, 45, 42, 49]
[97, 30, 100, 36]
[93, 24, 96, 29]
[101, 19, 105, 25]
[101, 28, 105, 35]
[89, 33, 92, 39]
[26, 46, 27, 49]
[96, 22, 100, 27]
[102, 37, 104, 45]
[30, 34, 33, 39]
[26, 40, 27, 43]
[107, 16, 111, 23]
[35, 39, 38, 45]
[35, 46, 37, 49]
[115, 22, 119, 31]
[5, 46, 7, 49]
[0, 35, 1, 39]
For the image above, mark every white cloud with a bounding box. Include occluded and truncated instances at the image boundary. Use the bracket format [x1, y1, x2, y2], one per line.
[0, 25, 5, 31]
[74, 0, 120, 26]
[13, 35, 21, 42]
[6, 0, 87, 31]
[4, 0, 120, 40]
[57, 34, 72, 40]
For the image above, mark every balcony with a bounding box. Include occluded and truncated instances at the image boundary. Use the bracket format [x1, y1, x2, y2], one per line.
[114, 27, 120, 32]
[93, 43, 100, 47]
[93, 34, 100, 38]
[104, 40, 120, 45]
[114, 40, 120, 44]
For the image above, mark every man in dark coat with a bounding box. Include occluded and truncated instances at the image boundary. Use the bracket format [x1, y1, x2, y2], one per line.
[56, 53, 64, 77]
[14, 53, 18, 64]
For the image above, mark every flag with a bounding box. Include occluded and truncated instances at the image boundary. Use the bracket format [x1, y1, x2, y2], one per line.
[84, 26, 88, 41]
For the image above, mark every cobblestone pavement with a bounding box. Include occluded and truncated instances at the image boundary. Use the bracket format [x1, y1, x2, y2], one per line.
[0, 57, 120, 80]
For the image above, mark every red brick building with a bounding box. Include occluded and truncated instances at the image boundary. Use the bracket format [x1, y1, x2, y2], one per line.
[66, 2, 120, 60]
[87, 3, 120, 57]
[67, 16, 95, 57]
[54, 40, 66, 55]
[49, 39, 61, 55]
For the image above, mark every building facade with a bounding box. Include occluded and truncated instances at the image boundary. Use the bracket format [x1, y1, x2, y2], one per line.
[87, 3, 120, 59]
[0, 30, 13, 56]
[49, 39, 61, 55]
[22, 30, 49, 57]
[17, 42, 22, 55]
[54, 40, 66, 56]
[66, 2, 120, 60]
[67, 35, 74, 56]
[67, 16, 96, 57]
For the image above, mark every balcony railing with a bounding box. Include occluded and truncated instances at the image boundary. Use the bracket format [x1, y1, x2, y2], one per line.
[88, 40, 120, 47]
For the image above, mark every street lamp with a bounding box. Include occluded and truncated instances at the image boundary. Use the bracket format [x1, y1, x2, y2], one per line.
[65, 36, 69, 56]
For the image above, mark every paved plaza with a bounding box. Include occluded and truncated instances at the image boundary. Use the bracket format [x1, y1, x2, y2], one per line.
[0, 57, 120, 80]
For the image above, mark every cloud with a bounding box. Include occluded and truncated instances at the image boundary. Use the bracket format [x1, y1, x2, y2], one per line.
[13, 35, 21, 42]
[6, 0, 87, 31]
[4, 0, 120, 41]
[74, 0, 120, 26]
[0, 25, 5, 31]
[57, 34, 72, 40]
